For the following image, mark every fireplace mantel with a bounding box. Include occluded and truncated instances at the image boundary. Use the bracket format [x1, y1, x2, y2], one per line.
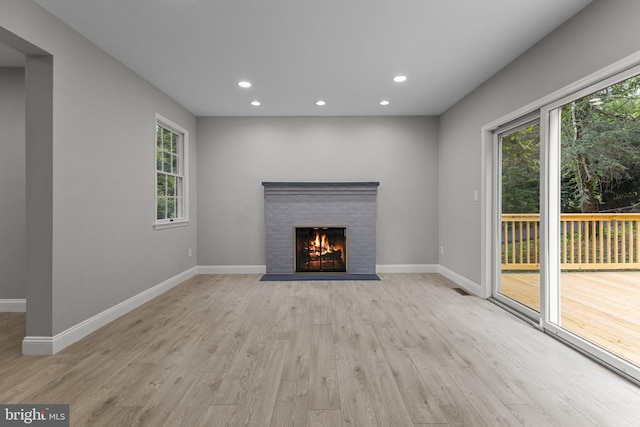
[262, 181, 379, 275]
[262, 181, 379, 194]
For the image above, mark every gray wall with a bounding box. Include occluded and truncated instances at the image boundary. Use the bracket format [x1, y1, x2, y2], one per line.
[1, 0, 197, 335]
[197, 116, 439, 268]
[0, 67, 26, 299]
[438, 0, 640, 285]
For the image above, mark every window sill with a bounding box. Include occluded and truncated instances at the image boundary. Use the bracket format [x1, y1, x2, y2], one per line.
[153, 220, 190, 230]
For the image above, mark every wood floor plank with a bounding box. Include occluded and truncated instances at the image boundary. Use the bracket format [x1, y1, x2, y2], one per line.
[269, 380, 308, 427]
[196, 404, 242, 427]
[376, 328, 448, 424]
[85, 407, 139, 427]
[384, 299, 432, 348]
[607, 403, 640, 425]
[529, 367, 637, 427]
[129, 351, 209, 426]
[471, 351, 599, 427]
[115, 361, 179, 408]
[335, 357, 378, 427]
[220, 341, 286, 427]
[438, 318, 536, 406]
[445, 366, 523, 426]
[311, 284, 332, 325]
[230, 340, 288, 427]
[307, 409, 342, 427]
[211, 326, 284, 405]
[0, 359, 72, 403]
[70, 362, 158, 425]
[505, 404, 560, 427]
[407, 348, 489, 427]
[366, 362, 416, 426]
[280, 314, 312, 381]
[199, 317, 252, 374]
[162, 372, 221, 427]
[308, 323, 340, 410]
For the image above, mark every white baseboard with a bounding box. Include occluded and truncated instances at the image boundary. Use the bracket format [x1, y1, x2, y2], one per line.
[22, 266, 198, 356]
[437, 265, 486, 297]
[0, 299, 26, 312]
[197, 265, 266, 274]
[195, 264, 480, 278]
[376, 264, 439, 273]
[197, 264, 441, 274]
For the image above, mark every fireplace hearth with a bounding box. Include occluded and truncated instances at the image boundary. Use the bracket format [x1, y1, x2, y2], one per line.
[296, 227, 346, 272]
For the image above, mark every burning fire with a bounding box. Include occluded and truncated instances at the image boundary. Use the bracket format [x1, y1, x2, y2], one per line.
[311, 231, 333, 256]
[296, 227, 346, 272]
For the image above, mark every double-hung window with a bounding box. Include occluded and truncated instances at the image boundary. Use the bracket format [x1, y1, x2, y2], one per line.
[155, 114, 188, 229]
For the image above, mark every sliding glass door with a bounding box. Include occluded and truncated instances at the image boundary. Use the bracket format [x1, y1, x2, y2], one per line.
[493, 119, 541, 320]
[491, 65, 640, 381]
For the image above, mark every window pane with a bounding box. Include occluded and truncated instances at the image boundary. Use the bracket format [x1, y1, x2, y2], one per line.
[167, 198, 176, 219]
[163, 152, 172, 173]
[157, 197, 166, 220]
[176, 197, 183, 218]
[157, 173, 166, 196]
[167, 175, 175, 196]
[172, 154, 178, 174]
[556, 74, 640, 368]
[156, 126, 163, 150]
[175, 177, 182, 197]
[172, 133, 178, 154]
[499, 122, 541, 313]
[163, 128, 172, 152]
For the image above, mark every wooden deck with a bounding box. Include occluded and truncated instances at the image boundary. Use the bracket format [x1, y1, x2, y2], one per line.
[501, 271, 640, 367]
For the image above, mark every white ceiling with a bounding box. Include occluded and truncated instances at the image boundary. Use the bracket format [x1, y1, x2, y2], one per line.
[31, 0, 593, 117]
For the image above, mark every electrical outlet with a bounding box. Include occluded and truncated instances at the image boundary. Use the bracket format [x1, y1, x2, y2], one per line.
[188, 248, 192, 258]
[440, 246, 445, 255]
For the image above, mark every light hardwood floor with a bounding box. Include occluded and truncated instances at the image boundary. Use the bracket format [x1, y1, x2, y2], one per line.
[1, 273, 640, 426]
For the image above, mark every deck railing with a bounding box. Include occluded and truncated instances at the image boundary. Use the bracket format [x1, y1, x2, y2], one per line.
[502, 213, 640, 270]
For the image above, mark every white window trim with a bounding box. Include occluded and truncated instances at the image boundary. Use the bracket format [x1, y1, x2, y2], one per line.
[154, 113, 190, 230]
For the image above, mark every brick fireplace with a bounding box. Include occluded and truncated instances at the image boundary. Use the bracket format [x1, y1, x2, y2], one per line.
[262, 182, 379, 275]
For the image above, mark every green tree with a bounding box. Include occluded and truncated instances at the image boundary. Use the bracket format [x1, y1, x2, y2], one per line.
[561, 76, 640, 213]
[501, 124, 540, 213]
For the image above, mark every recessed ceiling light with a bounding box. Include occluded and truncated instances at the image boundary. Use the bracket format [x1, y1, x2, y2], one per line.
[238, 81, 252, 88]
[250, 101, 261, 106]
[315, 100, 326, 106]
[393, 75, 407, 83]
[379, 100, 390, 106]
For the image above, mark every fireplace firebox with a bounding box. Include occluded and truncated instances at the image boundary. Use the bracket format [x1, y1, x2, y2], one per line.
[295, 227, 346, 273]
